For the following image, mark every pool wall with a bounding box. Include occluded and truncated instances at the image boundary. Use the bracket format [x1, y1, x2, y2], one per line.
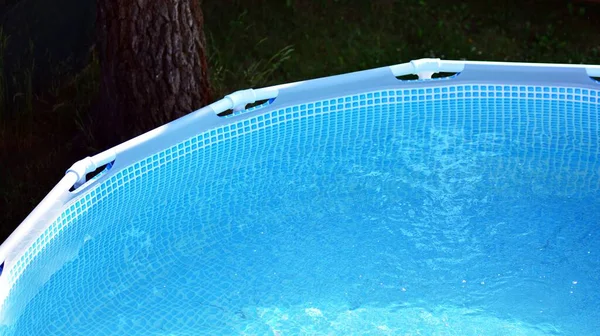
[0, 58, 599, 317]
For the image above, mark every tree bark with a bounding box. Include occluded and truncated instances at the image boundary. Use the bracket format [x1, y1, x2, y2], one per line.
[95, 0, 211, 148]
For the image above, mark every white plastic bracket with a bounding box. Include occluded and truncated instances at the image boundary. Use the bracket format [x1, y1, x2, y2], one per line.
[411, 58, 442, 79]
[209, 87, 280, 116]
[66, 149, 117, 189]
[225, 89, 258, 112]
[417, 71, 435, 79]
[66, 157, 96, 187]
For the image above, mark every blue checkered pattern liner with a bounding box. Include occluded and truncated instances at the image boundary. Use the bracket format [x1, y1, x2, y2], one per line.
[3, 83, 600, 301]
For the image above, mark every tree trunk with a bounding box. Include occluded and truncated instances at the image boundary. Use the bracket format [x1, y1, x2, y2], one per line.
[95, 0, 211, 148]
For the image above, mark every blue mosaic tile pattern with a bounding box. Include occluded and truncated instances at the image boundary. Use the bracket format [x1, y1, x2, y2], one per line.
[0, 83, 599, 335]
[5, 83, 600, 298]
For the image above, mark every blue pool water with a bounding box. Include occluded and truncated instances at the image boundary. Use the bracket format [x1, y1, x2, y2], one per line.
[1, 92, 599, 335]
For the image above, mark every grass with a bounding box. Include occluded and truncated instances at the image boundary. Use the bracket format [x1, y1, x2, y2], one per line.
[205, 0, 600, 86]
[0, 28, 8, 122]
[0, 42, 100, 241]
[1, 0, 600, 241]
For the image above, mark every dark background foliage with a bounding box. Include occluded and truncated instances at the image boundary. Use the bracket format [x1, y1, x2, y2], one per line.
[0, 0, 599, 242]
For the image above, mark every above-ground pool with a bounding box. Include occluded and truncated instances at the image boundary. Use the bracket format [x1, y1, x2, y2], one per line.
[0, 59, 599, 335]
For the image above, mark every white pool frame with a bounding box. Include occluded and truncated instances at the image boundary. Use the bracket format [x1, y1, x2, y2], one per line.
[1, 58, 599, 312]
